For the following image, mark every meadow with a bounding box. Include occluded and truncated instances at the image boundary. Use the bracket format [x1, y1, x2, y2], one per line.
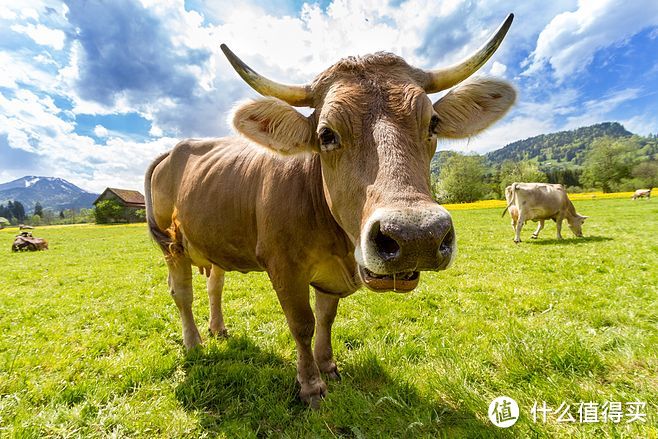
[0, 197, 656, 438]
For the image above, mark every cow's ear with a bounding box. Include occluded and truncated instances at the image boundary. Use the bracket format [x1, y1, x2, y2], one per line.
[232, 97, 317, 155]
[432, 78, 516, 139]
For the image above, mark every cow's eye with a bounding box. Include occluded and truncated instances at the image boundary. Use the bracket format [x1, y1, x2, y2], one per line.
[429, 115, 440, 135]
[318, 127, 340, 151]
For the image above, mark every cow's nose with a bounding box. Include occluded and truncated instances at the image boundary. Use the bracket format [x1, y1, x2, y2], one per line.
[364, 206, 455, 272]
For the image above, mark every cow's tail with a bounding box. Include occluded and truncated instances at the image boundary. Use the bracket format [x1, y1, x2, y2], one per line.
[144, 152, 184, 257]
[501, 183, 517, 217]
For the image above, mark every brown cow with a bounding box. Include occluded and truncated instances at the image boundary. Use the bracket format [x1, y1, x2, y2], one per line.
[503, 182, 588, 243]
[146, 15, 516, 406]
[12, 233, 48, 251]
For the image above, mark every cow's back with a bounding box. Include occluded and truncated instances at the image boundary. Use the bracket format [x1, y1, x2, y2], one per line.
[149, 137, 348, 274]
[512, 182, 570, 220]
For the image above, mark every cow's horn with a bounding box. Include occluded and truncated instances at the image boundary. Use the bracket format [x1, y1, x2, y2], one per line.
[220, 44, 313, 107]
[423, 13, 514, 93]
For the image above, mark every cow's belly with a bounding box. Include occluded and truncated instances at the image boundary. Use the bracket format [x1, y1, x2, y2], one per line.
[525, 206, 557, 221]
[176, 202, 264, 273]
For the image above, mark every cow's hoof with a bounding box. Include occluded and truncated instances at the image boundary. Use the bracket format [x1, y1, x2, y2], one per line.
[514, 239, 521, 244]
[317, 361, 341, 381]
[183, 331, 203, 350]
[324, 365, 341, 381]
[299, 379, 327, 409]
[530, 235, 538, 239]
[209, 327, 229, 338]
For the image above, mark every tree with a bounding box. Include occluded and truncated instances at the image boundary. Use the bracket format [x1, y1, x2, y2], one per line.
[133, 209, 146, 222]
[582, 137, 633, 192]
[59, 210, 65, 219]
[31, 214, 41, 226]
[41, 209, 55, 225]
[0, 204, 11, 222]
[632, 161, 658, 189]
[34, 202, 43, 217]
[7, 200, 25, 223]
[94, 200, 126, 224]
[436, 154, 488, 203]
[498, 160, 548, 194]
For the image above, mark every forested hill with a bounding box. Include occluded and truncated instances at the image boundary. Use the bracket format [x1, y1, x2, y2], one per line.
[485, 122, 633, 165]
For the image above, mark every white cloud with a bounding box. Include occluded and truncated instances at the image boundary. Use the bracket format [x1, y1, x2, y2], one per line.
[566, 88, 642, 128]
[489, 61, 507, 77]
[10, 23, 66, 50]
[93, 125, 108, 138]
[621, 114, 658, 136]
[0, 88, 174, 192]
[525, 0, 658, 80]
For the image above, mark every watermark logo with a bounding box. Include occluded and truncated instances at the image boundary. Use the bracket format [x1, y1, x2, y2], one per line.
[531, 401, 647, 424]
[489, 396, 519, 428]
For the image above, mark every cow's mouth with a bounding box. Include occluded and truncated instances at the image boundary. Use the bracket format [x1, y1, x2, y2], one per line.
[358, 266, 420, 292]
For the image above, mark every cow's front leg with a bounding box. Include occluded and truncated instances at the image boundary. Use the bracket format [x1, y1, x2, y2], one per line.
[531, 220, 545, 239]
[207, 264, 228, 337]
[167, 259, 202, 349]
[314, 290, 340, 381]
[271, 276, 326, 407]
[556, 218, 564, 240]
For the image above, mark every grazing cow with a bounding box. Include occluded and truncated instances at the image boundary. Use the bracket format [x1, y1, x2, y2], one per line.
[503, 182, 588, 243]
[146, 15, 516, 406]
[632, 189, 651, 200]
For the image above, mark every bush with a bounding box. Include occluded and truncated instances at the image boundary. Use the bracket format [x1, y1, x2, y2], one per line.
[94, 200, 126, 224]
[436, 154, 488, 203]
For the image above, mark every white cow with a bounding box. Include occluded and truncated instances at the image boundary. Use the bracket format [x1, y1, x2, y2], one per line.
[632, 189, 651, 200]
[503, 182, 588, 243]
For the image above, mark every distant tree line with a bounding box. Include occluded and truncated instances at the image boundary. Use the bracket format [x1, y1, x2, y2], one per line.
[0, 201, 26, 223]
[432, 136, 658, 203]
[0, 199, 95, 226]
[0, 199, 147, 226]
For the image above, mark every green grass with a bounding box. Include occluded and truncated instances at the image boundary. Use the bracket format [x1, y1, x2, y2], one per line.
[0, 198, 656, 438]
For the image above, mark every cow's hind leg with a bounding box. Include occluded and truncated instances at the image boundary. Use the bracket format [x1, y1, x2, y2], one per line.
[531, 220, 545, 239]
[514, 214, 524, 243]
[207, 264, 228, 337]
[167, 258, 202, 349]
[314, 290, 340, 381]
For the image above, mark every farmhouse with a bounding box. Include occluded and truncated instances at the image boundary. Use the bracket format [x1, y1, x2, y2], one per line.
[93, 188, 145, 223]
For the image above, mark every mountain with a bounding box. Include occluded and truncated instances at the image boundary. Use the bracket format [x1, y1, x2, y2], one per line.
[485, 122, 634, 166]
[0, 176, 99, 214]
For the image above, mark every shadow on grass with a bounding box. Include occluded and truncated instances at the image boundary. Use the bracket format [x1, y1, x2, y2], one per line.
[525, 235, 613, 246]
[175, 335, 507, 438]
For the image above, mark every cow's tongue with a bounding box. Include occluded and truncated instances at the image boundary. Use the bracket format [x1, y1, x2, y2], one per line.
[359, 266, 420, 292]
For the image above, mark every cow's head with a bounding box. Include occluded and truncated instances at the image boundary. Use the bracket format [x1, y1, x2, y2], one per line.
[567, 215, 588, 237]
[223, 15, 516, 292]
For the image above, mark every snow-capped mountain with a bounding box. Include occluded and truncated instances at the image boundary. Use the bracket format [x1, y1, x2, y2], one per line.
[0, 176, 99, 213]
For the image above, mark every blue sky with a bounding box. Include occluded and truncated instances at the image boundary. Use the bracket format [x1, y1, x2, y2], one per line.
[1, 0, 658, 192]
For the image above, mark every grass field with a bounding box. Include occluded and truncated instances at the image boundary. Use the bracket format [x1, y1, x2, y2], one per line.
[1, 198, 656, 438]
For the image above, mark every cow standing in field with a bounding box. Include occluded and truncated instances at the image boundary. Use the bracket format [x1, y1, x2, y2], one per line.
[632, 189, 651, 200]
[146, 15, 516, 406]
[503, 182, 588, 243]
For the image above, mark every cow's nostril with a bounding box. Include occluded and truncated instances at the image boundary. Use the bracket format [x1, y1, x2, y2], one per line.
[374, 227, 400, 261]
[439, 226, 455, 252]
